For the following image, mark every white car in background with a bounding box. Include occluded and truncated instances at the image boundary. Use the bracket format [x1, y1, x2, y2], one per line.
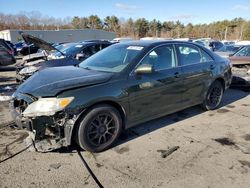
[111, 37, 133, 42]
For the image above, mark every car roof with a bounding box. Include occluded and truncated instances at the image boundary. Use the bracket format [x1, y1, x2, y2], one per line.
[79, 40, 111, 45]
[113, 40, 199, 48]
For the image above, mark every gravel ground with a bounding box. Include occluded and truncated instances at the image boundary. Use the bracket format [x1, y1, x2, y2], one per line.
[0, 69, 250, 188]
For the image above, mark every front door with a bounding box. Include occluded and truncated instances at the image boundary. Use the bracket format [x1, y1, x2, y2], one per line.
[127, 44, 184, 125]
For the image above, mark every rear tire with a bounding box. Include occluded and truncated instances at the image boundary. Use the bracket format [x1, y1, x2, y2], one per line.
[201, 80, 224, 110]
[76, 104, 122, 152]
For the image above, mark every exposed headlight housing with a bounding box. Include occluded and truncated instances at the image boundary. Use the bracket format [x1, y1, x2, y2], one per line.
[54, 55, 65, 59]
[19, 66, 38, 75]
[22, 97, 74, 117]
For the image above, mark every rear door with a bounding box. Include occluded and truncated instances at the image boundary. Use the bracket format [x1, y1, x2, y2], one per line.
[127, 44, 184, 124]
[176, 43, 214, 106]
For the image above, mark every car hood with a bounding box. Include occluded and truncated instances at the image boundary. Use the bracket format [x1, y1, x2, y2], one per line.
[16, 66, 113, 97]
[21, 34, 64, 55]
[38, 58, 80, 70]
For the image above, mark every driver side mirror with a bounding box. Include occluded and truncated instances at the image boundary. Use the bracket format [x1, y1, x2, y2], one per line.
[135, 64, 154, 74]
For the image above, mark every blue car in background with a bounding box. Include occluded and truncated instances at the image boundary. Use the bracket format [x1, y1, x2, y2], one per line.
[16, 34, 113, 83]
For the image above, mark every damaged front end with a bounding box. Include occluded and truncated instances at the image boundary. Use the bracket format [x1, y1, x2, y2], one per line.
[10, 92, 80, 152]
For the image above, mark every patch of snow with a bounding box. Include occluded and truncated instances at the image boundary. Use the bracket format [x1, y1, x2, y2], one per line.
[0, 95, 11, 101]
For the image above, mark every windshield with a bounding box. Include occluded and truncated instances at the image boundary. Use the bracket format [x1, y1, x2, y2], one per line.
[61, 44, 83, 55]
[53, 43, 77, 56]
[234, 46, 250, 56]
[79, 44, 143, 73]
[217, 45, 240, 52]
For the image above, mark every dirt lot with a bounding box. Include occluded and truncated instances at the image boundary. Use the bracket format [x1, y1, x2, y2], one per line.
[0, 70, 250, 188]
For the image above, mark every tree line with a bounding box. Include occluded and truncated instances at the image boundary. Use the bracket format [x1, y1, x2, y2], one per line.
[1, 12, 250, 40]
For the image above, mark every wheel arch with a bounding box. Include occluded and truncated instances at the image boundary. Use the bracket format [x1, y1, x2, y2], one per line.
[214, 77, 226, 91]
[70, 100, 127, 145]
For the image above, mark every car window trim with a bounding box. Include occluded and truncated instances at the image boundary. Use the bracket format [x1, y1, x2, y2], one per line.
[129, 43, 178, 76]
[175, 43, 214, 67]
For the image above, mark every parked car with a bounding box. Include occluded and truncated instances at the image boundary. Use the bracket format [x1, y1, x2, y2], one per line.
[229, 45, 250, 90]
[215, 45, 241, 58]
[229, 45, 250, 66]
[208, 41, 224, 51]
[16, 34, 113, 83]
[0, 45, 16, 66]
[21, 43, 70, 64]
[193, 39, 224, 52]
[10, 40, 232, 152]
[48, 40, 112, 60]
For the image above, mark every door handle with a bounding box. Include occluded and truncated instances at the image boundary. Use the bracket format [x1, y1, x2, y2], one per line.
[174, 72, 180, 78]
[210, 64, 215, 70]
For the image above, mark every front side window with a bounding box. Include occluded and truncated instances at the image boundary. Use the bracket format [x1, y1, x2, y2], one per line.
[200, 49, 213, 62]
[140, 45, 176, 70]
[177, 44, 212, 65]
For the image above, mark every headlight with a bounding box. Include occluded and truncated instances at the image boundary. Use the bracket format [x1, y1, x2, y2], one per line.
[19, 66, 38, 75]
[53, 55, 65, 59]
[22, 97, 74, 117]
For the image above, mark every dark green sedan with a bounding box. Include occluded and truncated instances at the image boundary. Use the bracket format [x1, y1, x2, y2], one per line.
[10, 40, 232, 152]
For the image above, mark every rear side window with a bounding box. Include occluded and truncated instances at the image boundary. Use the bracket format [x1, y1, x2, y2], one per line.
[200, 49, 213, 62]
[234, 46, 250, 56]
[177, 44, 213, 65]
[140, 45, 176, 70]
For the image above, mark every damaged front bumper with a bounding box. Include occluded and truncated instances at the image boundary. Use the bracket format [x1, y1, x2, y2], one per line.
[9, 93, 80, 152]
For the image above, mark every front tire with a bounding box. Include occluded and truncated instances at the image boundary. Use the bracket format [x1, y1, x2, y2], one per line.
[76, 104, 122, 152]
[202, 80, 224, 110]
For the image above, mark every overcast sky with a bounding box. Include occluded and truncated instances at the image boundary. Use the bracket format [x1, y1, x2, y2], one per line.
[0, 0, 250, 24]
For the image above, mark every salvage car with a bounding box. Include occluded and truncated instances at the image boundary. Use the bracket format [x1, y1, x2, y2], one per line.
[21, 43, 69, 64]
[229, 45, 250, 66]
[215, 45, 241, 58]
[10, 40, 232, 152]
[16, 34, 113, 83]
[229, 45, 250, 90]
[16, 41, 111, 83]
